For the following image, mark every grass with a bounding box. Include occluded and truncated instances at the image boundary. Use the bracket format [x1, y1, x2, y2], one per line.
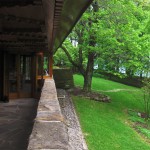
[72, 74, 150, 150]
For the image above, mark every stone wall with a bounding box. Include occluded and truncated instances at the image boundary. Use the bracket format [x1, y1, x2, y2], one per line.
[28, 79, 68, 150]
[53, 68, 74, 89]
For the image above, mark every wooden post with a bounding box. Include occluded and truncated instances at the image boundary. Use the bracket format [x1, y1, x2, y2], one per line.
[3, 52, 9, 99]
[17, 54, 20, 98]
[31, 54, 36, 98]
[41, 52, 44, 80]
[0, 51, 4, 100]
[49, 54, 53, 78]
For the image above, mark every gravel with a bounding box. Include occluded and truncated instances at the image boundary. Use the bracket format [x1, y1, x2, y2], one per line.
[57, 89, 88, 150]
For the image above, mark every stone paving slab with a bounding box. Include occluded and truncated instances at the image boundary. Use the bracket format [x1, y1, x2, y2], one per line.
[0, 98, 38, 150]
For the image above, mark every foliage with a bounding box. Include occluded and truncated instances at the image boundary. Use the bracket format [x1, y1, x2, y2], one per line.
[128, 108, 150, 139]
[53, 48, 71, 68]
[59, 1, 100, 91]
[43, 57, 48, 70]
[55, 0, 150, 91]
[137, 126, 150, 139]
[128, 109, 145, 124]
[73, 74, 150, 150]
[95, 0, 150, 77]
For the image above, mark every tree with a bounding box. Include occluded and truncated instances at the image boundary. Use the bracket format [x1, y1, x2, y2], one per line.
[55, 0, 150, 91]
[95, 0, 150, 78]
[61, 0, 100, 92]
[53, 49, 71, 68]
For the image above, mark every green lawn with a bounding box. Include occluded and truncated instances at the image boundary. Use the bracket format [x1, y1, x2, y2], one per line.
[72, 74, 150, 150]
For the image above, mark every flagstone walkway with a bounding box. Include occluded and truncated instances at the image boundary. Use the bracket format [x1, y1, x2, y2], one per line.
[0, 98, 38, 150]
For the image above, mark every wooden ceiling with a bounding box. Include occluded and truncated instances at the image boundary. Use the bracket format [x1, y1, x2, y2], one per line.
[0, 0, 93, 53]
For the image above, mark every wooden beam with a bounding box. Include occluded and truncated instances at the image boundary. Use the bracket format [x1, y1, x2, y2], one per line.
[42, 0, 55, 51]
[0, 41, 47, 45]
[0, 48, 48, 53]
[0, 14, 44, 25]
[3, 28, 42, 32]
[3, 31, 46, 36]
[0, 34, 47, 40]
[0, 0, 34, 7]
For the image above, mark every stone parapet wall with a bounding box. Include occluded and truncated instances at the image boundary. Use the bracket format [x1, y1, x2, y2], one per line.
[53, 68, 74, 89]
[28, 79, 68, 150]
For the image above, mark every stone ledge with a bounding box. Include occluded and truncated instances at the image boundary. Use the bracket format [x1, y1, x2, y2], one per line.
[28, 79, 68, 150]
[28, 122, 68, 150]
[29, 147, 66, 149]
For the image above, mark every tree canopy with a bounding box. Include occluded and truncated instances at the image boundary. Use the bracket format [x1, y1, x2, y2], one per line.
[54, 0, 150, 91]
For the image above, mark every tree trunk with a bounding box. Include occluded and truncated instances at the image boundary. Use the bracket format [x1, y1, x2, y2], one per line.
[83, 73, 93, 92]
[126, 68, 134, 78]
[82, 1, 99, 92]
[140, 71, 143, 79]
[83, 52, 95, 92]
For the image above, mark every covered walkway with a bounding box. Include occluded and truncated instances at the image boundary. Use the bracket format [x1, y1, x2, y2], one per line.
[0, 79, 88, 150]
[0, 1, 93, 149]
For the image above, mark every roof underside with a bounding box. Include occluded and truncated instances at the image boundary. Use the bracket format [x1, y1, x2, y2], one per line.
[0, 0, 93, 54]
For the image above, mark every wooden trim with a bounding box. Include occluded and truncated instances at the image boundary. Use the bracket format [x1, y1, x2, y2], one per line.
[41, 52, 44, 80]
[49, 54, 53, 78]
[37, 75, 50, 79]
[35, 53, 38, 95]
[32, 54, 36, 98]
[4, 52, 9, 98]
[8, 53, 34, 99]
[9, 93, 18, 99]
[17, 54, 20, 97]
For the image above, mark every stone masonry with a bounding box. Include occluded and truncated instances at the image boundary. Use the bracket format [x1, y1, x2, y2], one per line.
[28, 79, 68, 150]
